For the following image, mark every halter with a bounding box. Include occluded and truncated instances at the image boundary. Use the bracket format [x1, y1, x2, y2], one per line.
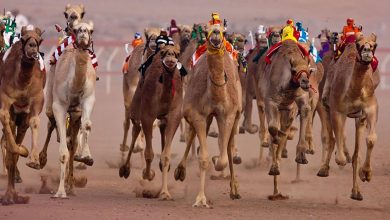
[209, 70, 228, 87]
[292, 69, 310, 84]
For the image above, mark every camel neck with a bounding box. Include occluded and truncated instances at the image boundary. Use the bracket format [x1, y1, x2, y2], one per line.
[207, 52, 227, 101]
[17, 58, 36, 88]
[160, 66, 175, 103]
[71, 49, 89, 93]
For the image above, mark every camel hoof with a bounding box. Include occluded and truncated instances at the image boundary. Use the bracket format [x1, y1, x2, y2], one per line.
[238, 126, 245, 134]
[18, 145, 29, 158]
[230, 193, 241, 200]
[305, 149, 315, 155]
[174, 165, 186, 181]
[268, 193, 289, 201]
[74, 155, 94, 166]
[208, 131, 219, 138]
[345, 153, 352, 163]
[120, 144, 129, 152]
[39, 151, 47, 169]
[159, 191, 173, 201]
[230, 180, 241, 200]
[1, 193, 30, 205]
[51, 192, 68, 199]
[281, 149, 288, 158]
[268, 165, 280, 176]
[212, 156, 226, 171]
[247, 124, 259, 134]
[119, 165, 130, 179]
[15, 175, 23, 183]
[317, 165, 330, 177]
[26, 161, 40, 170]
[159, 161, 170, 172]
[295, 152, 308, 164]
[359, 167, 372, 182]
[233, 155, 242, 165]
[261, 142, 270, 148]
[142, 169, 155, 181]
[350, 191, 363, 201]
[192, 196, 210, 208]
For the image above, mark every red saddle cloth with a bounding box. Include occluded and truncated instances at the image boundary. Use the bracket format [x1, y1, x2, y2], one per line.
[265, 40, 309, 64]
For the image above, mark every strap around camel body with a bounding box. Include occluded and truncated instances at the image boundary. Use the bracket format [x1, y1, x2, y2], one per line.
[50, 35, 98, 69]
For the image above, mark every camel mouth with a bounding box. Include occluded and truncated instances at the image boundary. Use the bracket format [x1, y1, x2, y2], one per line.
[163, 59, 177, 69]
[210, 38, 222, 48]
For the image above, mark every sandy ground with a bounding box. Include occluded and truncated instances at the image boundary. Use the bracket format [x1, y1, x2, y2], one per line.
[1, 1, 390, 219]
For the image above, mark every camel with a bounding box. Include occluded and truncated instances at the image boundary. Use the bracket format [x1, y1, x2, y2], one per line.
[317, 33, 379, 201]
[174, 23, 242, 207]
[120, 28, 160, 165]
[260, 40, 312, 199]
[46, 21, 96, 198]
[246, 27, 282, 165]
[0, 26, 45, 205]
[39, 4, 86, 169]
[119, 44, 183, 190]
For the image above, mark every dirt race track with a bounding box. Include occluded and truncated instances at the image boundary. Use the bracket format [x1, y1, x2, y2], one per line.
[1, 0, 390, 219]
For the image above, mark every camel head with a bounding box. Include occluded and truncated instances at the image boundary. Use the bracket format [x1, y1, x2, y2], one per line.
[179, 25, 192, 45]
[144, 28, 160, 51]
[73, 21, 93, 49]
[206, 24, 225, 49]
[64, 4, 85, 31]
[317, 29, 331, 44]
[160, 45, 180, 72]
[356, 33, 377, 64]
[20, 25, 43, 61]
[229, 33, 246, 53]
[268, 27, 282, 45]
[255, 33, 268, 48]
[290, 56, 311, 90]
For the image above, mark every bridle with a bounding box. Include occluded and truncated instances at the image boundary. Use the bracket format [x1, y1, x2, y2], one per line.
[292, 69, 310, 85]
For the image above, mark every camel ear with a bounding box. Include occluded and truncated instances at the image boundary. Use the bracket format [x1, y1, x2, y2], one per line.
[80, 4, 85, 18]
[88, 21, 94, 34]
[35, 27, 42, 36]
[144, 28, 150, 40]
[65, 3, 71, 11]
[370, 33, 377, 42]
[356, 32, 364, 41]
[21, 26, 27, 37]
[64, 12, 68, 19]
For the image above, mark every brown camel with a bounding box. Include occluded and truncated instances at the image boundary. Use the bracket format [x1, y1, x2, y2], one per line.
[248, 27, 282, 165]
[174, 23, 242, 207]
[317, 33, 379, 201]
[119, 45, 183, 190]
[260, 40, 312, 200]
[120, 28, 160, 162]
[0, 26, 45, 205]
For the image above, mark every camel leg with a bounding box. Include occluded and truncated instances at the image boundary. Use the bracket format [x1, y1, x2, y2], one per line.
[266, 100, 281, 176]
[0, 106, 29, 157]
[295, 94, 310, 165]
[228, 112, 241, 200]
[119, 120, 141, 179]
[160, 109, 182, 200]
[359, 102, 377, 183]
[316, 103, 330, 163]
[351, 116, 365, 201]
[257, 101, 270, 148]
[13, 113, 29, 183]
[305, 105, 315, 155]
[39, 117, 56, 169]
[179, 119, 186, 142]
[330, 110, 347, 166]
[120, 106, 131, 152]
[213, 114, 236, 172]
[141, 115, 156, 181]
[317, 111, 335, 177]
[192, 116, 210, 208]
[74, 95, 95, 166]
[25, 115, 41, 169]
[65, 112, 81, 196]
[1, 151, 29, 205]
[174, 125, 196, 182]
[1, 135, 6, 176]
[52, 101, 69, 198]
